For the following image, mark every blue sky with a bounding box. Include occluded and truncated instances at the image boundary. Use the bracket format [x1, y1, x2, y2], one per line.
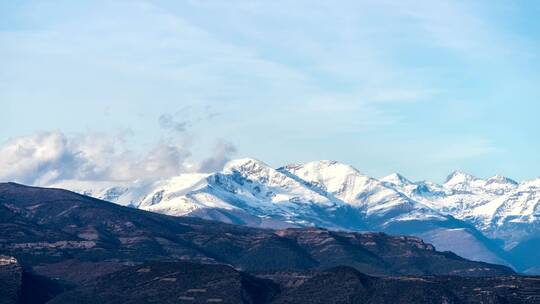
[1, 0, 539, 183]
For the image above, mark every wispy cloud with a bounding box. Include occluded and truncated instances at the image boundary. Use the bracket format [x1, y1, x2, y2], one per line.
[428, 138, 499, 162]
[158, 114, 188, 133]
[197, 141, 238, 173]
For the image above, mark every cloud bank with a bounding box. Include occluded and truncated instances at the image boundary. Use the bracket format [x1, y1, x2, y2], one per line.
[0, 131, 236, 186]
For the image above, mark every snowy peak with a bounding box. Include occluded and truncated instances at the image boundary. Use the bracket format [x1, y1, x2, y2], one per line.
[443, 171, 487, 192]
[281, 160, 375, 202]
[280, 161, 434, 219]
[444, 171, 518, 188]
[486, 175, 518, 186]
[223, 157, 271, 174]
[222, 157, 291, 189]
[519, 177, 540, 189]
[484, 175, 518, 194]
[223, 158, 319, 195]
[381, 173, 413, 187]
[444, 170, 479, 185]
[442, 171, 519, 195]
[282, 160, 368, 184]
[282, 160, 363, 179]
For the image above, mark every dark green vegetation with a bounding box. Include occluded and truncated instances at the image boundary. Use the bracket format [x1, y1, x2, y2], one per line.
[1, 183, 539, 303]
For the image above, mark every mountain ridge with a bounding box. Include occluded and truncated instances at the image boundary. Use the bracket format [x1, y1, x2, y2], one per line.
[2, 182, 513, 277]
[49, 158, 540, 273]
[3, 182, 540, 303]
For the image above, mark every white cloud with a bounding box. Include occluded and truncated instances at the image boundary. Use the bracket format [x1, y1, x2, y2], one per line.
[0, 131, 236, 186]
[197, 141, 238, 173]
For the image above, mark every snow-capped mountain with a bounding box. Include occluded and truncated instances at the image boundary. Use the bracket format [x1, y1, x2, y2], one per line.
[402, 171, 536, 245]
[55, 158, 540, 274]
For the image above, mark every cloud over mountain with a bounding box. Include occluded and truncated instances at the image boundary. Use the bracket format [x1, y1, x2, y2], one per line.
[0, 131, 236, 185]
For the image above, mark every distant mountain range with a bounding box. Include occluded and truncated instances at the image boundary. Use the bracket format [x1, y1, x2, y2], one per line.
[4, 182, 534, 303]
[54, 158, 540, 274]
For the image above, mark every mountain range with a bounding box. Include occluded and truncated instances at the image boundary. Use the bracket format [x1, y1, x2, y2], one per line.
[55, 158, 540, 274]
[5, 182, 538, 303]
